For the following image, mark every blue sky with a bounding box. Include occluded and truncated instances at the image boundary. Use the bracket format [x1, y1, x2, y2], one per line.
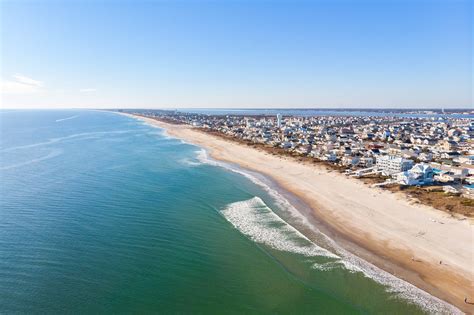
[0, 0, 472, 109]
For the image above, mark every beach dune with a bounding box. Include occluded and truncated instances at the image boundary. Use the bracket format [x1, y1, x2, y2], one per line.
[133, 115, 473, 313]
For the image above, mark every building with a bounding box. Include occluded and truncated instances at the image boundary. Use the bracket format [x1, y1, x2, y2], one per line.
[129, 109, 472, 179]
[395, 163, 434, 186]
[457, 155, 474, 166]
[443, 185, 460, 194]
[463, 184, 474, 196]
[376, 155, 414, 175]
[359, 156, 374, 168]
[442, 140, 458, 152]
[276, 113, 282, 128]
[341, 155, 360, 167]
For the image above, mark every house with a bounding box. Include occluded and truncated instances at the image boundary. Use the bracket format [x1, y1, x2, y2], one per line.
[341, 155, 360, 167]
[419, 152, 433, 162]
[395, 163, 434, 186]
[436, 172, 457, 183]
[443, 185, 460, 194]
[322, 152, 337, 162]
[463, 185, 474, 195]
[359, 156, 374, 168]
[457, 155, 474, 166]
[442, 140, 458, 152]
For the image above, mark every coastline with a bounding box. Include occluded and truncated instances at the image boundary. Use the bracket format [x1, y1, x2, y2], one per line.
[125, 113, 473, 314]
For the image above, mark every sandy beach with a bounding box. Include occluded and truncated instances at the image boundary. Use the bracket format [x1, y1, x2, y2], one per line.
[130, 114, 473, 313]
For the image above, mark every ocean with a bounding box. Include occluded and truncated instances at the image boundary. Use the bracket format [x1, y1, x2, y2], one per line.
[0, 110, 455, 314]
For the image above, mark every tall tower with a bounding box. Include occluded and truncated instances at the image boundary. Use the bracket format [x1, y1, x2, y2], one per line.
[276, 113, 282, 128]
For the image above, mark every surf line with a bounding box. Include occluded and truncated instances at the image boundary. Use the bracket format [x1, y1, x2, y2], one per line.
[56, 115, 79, 122]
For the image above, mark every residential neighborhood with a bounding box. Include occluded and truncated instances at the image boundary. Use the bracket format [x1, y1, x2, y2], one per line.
[126, 109, 474, 199]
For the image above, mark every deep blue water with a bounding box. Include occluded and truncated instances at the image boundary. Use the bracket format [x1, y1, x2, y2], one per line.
[0, 110, 454, 313]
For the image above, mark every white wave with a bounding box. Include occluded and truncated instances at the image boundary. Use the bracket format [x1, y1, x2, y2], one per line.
[318, 235, 461, 314]
[178, 138, 190, 145]
[195, 148, 225, 167]
[147, 130, 171, 140]
[55, 115, 79, 122]
[178, 149, 215, 167]
[222, 197, 460, 314]
[179, 157, 202, 167]
[1, 130, 134, 152]
[121, 113, 171, 140]
[311, 261, 341, 271]
[145, 130, 189, 146]
[139, 121, 173, 140]
[221, 197, 339, 259]
[0, 149, 63, 170]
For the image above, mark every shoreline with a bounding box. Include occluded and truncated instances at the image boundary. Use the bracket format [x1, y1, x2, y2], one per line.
[124, 113, 473, 314]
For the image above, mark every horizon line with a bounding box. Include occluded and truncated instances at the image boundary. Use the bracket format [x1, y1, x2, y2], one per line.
[1, 106, 473, 111]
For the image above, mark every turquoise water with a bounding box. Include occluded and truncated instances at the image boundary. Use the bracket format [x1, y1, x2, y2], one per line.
[0, 110, 450, 314]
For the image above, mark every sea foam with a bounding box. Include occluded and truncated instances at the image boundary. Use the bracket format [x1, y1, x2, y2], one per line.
[221, 197, 339, 259]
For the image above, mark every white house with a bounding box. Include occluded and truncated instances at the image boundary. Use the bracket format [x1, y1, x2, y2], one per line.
[322, 152, 337, 162]
[443, 185, 460, 194]
[395, 163, 434, 186]
[457, 155, 474, 166]
[341, 155, 360, 167]
[359, 156, 374, 168]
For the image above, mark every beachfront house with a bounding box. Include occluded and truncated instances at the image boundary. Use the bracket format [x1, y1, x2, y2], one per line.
[457, 155, 474, 166]
[443, 185, 460, 194]
[341, 155, 360, 167]
[463, 184, 474, 197]
[395, 163, 434, 186]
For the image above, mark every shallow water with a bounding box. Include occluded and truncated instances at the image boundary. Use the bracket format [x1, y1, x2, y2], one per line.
[0, 110, 455, 313]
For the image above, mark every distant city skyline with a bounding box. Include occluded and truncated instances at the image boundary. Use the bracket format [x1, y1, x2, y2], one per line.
[1, 0, 472, 109]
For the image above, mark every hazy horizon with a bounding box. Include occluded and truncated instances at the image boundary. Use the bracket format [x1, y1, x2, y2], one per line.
[1, 0, 472, 109]
[1, 106, 472, 111]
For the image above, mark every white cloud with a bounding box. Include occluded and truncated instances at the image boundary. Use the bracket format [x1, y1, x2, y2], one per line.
[79, 88, 97, 92]
[0, 74, 44, 94]
[12, 74, 43, 87]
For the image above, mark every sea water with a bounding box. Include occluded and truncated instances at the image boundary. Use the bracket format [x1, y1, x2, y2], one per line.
[0, 110, 457, 314]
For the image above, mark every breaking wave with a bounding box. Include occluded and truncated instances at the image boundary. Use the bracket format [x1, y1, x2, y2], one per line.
[178, 149, 218, 167]
[179, 157, 202, 167]
[221, 196, 460, 314]
[139, 121, 174, 139]
[195, 148, 226, 167]
[221, 197, 339, 259]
